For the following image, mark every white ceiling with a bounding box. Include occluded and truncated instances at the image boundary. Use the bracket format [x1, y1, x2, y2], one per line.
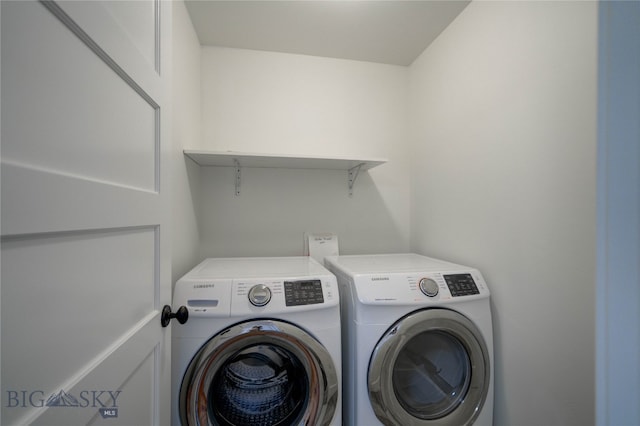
[184, 1, 470, 66]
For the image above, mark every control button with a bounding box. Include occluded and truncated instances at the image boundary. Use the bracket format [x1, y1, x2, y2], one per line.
[248, 284, 272, 307]
[419, 278, 439, 297]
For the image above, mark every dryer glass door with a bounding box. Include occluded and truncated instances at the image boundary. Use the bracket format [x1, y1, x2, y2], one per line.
[393, 330, 471, 419]
[180, 319, 338, 426]
[368, 309, 489, 426]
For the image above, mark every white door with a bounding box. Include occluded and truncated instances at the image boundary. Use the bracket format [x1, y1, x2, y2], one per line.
[1, 1, 172, 424]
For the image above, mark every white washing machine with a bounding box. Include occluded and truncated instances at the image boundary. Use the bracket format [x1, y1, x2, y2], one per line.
[325, 253, 493, 426]
[172, 257, 341, 426]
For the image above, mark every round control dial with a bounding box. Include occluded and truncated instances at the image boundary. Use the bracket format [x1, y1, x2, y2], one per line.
[419, 278, 439, 297]
[248, 284, 272, 307]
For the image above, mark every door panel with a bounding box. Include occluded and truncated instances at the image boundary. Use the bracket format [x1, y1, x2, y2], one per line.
[11, 320, 162, 426]
[2, 0, 158, 193]
[96, 0, 157, 70]
[50, 0, 162, 97]
[87, 347, 157, 426]
[1, 1, 171, 424]
[2, 228, 156, 396]
[1, 163, 162, 236]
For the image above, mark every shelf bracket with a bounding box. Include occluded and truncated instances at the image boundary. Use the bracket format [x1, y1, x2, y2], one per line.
[234, 159, 241, 196]
[348, 163, 364, 197]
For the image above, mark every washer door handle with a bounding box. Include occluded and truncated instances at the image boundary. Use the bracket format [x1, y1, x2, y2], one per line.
[161, 305, 188, 327]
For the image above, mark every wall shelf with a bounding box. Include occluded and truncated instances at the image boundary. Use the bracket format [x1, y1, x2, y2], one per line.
[183, 149, 387, 196]
[184, 150, 386, 170]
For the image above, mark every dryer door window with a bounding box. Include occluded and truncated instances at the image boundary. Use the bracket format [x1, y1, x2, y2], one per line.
[392, 330, 471, 419]
[368, 309, 489, 426]
[180, 319, 338, 426]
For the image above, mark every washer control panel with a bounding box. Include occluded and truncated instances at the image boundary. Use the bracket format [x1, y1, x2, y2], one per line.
[174, 257, 339, 317]
[248, 284, 272, 306]
[231, 276, 338, 314]
[284, 280, 324, 306]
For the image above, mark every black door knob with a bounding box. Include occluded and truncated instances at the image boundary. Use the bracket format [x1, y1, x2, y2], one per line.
[161, 305, 188, 327]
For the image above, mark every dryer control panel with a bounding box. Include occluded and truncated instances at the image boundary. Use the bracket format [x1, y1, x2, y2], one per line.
[444, 274, 480, 297]
[347, 269, 488, 305]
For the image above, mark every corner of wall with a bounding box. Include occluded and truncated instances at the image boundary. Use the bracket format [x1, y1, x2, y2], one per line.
[171, 0, 203, 284]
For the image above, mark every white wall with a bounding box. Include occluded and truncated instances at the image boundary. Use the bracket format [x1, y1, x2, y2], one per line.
[172, 2, 602, 423]
[171, 1, 202, 283]
[409, 2, 597, 425]
[197, 47, 411, 257]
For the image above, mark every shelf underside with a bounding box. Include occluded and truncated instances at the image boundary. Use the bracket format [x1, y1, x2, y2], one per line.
[184, 150, 386, 171]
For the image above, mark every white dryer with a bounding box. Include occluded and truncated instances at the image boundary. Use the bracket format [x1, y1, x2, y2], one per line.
[325, 253, 493, 426]
[172, 257, 341, 426]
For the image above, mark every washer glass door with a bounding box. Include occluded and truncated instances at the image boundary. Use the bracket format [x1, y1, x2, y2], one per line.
[209, 343, 307, 424]
[368, 309, 489, 426]
[180, 319, 338, 426]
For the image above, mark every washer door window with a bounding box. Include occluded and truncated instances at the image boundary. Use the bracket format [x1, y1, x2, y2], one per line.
[368, 309, 490, 426]
[180, 319, 338, 426]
